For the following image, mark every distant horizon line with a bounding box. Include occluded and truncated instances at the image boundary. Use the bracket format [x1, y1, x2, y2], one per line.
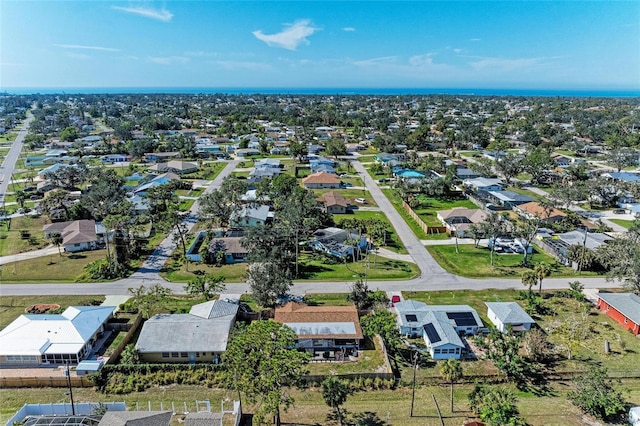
[2, 86, 639, 98]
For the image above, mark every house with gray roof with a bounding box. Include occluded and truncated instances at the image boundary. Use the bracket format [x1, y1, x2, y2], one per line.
[597, 293, 640, 335]
[485, 302, 535, 333]
[393, 300, 483, 360]
[98, 411, 172, 426]
[135, 300, 239, 363]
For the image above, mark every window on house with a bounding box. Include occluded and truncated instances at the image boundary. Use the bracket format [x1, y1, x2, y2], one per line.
[625, 318, 628, 324]
[181, 352, 188, 357]
[434, 349, 441, 354]
[171, 352, 179, 358]
[161, 353, 169, 358]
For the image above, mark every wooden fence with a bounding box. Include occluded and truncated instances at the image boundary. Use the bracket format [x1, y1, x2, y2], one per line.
[401, 201, 447, 235]
[0, 376, 95, 388]
[105, 314, 143, 365]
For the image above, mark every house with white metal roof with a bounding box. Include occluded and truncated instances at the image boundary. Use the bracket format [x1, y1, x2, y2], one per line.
[135, 299, 239, 363]
[485, 302, 535, 333]
[0, 306, 115, 367]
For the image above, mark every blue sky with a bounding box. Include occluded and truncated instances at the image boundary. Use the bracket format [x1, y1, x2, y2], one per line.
[1, 1, 639, 90]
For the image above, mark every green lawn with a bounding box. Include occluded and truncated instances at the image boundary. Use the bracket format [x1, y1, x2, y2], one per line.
[182, 162, 226, 180]
[425, 244, 600, 278]
[162, 254, 418, 283]
[0, 215, 50, 256]
[413, 195, 477, 227]
[609, 218, 634, 230]
[0, 295, 106, 330]
[381, 188, 431, 239]
[506, 186, 543, 201]
[0, 250, 109, 283]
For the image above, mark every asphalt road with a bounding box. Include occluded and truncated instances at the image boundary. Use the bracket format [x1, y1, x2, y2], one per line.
[0, 113, 35, 203]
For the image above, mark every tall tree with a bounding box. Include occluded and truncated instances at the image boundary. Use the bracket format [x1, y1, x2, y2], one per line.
[534, 262, 551, 293]
[246, 262, 292, 308]
[325, 138, 347, 158]
[480, 213, 508, 266]
[224, 321, 310, 426]
[184, 274, 226, 300]
[568, 367, 625, 422]
[468, 384, 525, 426]
[597, 219, 640, 294]
[128, 285, 172, 319]
[321, 376, 349, 426]
[48, 231, 64, 256]
[440, 358, 463, 413]
[494, 153, 522, 185]
[523, 147, 554, 184]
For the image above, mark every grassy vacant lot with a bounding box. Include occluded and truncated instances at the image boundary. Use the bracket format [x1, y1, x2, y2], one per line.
[381, 188, 432, 240]
[0, 215, 50, 256]
[162, 254, 418, 283]
[0, 295, 106, 330]
[426, 244, 600, 278]
[182, 161, 226, 180]
[609, 218, 634, 229]
[0, 250, 108, 283]
[2, 381, 639, 426]
[313, 188, 377, 206]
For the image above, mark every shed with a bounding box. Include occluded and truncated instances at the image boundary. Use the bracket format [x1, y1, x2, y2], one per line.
[76, 359, 104, 376]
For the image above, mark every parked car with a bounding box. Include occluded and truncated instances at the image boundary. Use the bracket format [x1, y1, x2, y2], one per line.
[613, 209, 626, 214]
[391, 295, 401, 307]
[355, 198, 367, 204]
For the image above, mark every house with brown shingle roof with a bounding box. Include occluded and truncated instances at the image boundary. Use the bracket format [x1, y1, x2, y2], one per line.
[436, 207, 488, 236]
[316, 191, 348, 214]
[514, 201, 567, 223]
[302, 172, 341, 189]
[43, 219, 105, 253]
[274, 302, 363, 358]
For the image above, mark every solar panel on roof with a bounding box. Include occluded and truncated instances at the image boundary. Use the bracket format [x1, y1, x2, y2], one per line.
[423, 323, 441, 343]
[405, 314, 418, 322]
[446, 312, 477, 326]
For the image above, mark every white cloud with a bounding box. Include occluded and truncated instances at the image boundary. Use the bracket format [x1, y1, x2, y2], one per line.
[342, 27, 356, 32]
[469, 56, 543, 72]
[55, 44, 120, 52]
[112, 6, 173, 22]
[408, 53, 435, 67]
[453, 48, 463, 54]
[253, 19, 318, 50]
[148, 56, 189, 65]
[354, 56, 398, 66]
[470, 38, 481, 42]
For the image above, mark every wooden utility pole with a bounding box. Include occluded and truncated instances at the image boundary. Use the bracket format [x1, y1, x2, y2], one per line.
[432, 394, 444, 426]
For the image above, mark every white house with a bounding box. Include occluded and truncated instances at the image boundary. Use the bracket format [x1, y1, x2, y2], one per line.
[463, 177, 504, 192]
[485, 302, 535, 333]
[0, 306, 115, 366]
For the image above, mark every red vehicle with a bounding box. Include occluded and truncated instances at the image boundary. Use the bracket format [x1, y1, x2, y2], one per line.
[391, 295, 401, 307]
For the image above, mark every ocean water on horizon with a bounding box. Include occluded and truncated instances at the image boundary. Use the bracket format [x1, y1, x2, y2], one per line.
[2, 87, 639, 97]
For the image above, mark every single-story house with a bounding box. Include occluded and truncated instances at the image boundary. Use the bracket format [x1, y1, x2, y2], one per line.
[485, 302, 535, 333]
[207, 237, 248, 264]
[135, 300, 239, 363]
[133, 172, 181, 195]
[486, 190, 535, 207]
[147, 160, 198, 175]
[100, 154, 130, 163]
[274, 302, 363, 358]
[596, 293, 640, 335]
[437, 208, 488, 237]
[99, 411, 173, 426]
[515, 201, 567, 223]
[38, 163, 77, 180]
[235, 148, 261, 157]
[254, 158, 281, 169]
[317, 192, 348, 214]
[302, 172, 341, 189]
[393, 300, 483, 360]
[230, 205, 271, 227]
[463, 177, 504, 192]
[0, 305, 115, 366]
[553, 155, 572, 168]
[248, 167, 280, 184]
[43, 219, 105, 253]
[601, 172, 640, 183]
[374, 152, 405, 166]
[143, 152, 181, 162]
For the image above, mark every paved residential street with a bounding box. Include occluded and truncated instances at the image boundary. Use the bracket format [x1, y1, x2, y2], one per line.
[0, 112, 34, 205]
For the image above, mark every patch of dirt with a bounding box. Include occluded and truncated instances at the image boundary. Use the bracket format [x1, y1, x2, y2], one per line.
[25, 304, 61, 314]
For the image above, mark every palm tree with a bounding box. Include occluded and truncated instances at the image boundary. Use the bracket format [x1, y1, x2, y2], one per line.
[321, 376, 349, 426]
[48, 231, 64, 256]
[440, 358, 463, 412]
[534, 262, 551, 294]
[521, 270, 538, 294]
[15, 190, 26, 209]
